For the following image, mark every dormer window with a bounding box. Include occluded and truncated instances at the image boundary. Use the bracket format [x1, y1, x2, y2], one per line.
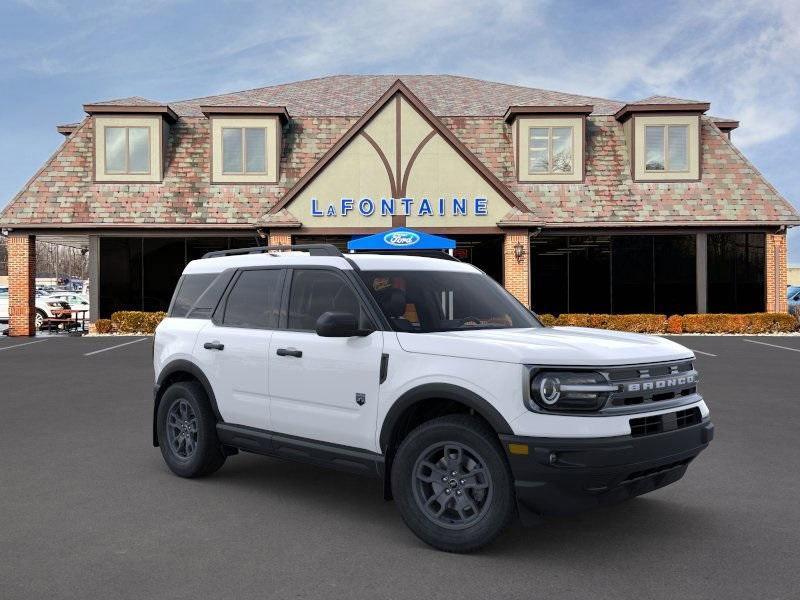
[105, 126, 151, 174]
[528, 126, 574, 174]
[222, 127, 268, 174]
[201, 106, 289, 184]
[644, 124, 688, 172]
[505, 106, 590, 183]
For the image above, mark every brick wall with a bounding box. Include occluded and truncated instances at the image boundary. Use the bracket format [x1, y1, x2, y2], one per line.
[765, 232, 788, 312]
[502, 229, 530, 308]
[7, 234, 36, 336]
[268, 230, 293, 246]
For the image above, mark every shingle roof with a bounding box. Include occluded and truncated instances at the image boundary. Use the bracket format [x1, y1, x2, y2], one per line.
[1, 75, 796, 229]
[86, 96, 164, 107]
[168, 74, 626, 117]
[631, 95, 707, 105]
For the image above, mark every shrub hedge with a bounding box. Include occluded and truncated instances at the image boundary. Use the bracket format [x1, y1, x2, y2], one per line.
[93, 319, 113, 334]
[538, 312, 798, 334]
[110, 311, 167, 333]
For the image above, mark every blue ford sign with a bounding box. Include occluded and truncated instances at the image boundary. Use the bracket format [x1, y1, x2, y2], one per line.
[384, 231, 420, 247]
[347, 227, 455, 251]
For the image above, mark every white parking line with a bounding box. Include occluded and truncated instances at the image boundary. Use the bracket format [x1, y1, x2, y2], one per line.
[0, 339, 49, 352]
[742, 339, 800, 353]
[688, 348, 717, 357]
[84, 338, 148, 356]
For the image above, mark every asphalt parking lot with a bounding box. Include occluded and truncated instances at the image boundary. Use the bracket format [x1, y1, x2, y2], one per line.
[1, 335, 799, 599]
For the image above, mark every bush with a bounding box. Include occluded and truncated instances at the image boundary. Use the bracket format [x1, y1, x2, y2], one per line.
[541, 312, 797, 334]
[110, 311, 167, 334]
[665, 315, 683, 334]
[94, 319, 113, 334]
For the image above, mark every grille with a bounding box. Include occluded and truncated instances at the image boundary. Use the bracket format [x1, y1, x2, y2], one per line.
[622, 458, 692, 484]
[629, 407, 702, 437]
[606, 361, 698, 410]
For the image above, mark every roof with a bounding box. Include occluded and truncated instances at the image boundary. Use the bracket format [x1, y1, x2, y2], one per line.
[1, 75, 796, 229]
[168, 74, 626, 117]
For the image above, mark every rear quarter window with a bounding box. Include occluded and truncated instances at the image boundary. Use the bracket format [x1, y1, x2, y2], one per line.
[169, 274, 218, 318]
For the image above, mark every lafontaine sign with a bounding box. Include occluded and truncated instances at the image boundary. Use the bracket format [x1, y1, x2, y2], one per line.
[310, 196, 488, 218]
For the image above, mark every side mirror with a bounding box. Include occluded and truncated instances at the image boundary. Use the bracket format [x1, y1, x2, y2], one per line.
[315, 311, 372, 337]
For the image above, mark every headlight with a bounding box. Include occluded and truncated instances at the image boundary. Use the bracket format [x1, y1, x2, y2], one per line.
[529, 370, 617, 412]
[46, 301, 61, 307]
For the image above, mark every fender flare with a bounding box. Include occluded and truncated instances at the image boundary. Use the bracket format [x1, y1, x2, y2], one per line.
[153, 359, 223, 446]
[379, 383, 514, 453]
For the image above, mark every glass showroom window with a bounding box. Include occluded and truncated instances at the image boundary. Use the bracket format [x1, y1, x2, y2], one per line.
[104, 126, 150, 174]
[222, 127, 267, 174]
[645, 125, 688, 171]
[528, 127, 573, 174]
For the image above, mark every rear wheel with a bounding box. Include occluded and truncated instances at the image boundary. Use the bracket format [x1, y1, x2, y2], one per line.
[391, 415, 516, 552]
[156, 381, 226, 478]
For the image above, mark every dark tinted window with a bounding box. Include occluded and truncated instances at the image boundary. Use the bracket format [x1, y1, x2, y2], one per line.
[359, 270, 539, 332]
[171, 274, 217, 317]
[287, 270, 368, 331]
[223, 269, 283, 328]
[708, 233, 764, 312]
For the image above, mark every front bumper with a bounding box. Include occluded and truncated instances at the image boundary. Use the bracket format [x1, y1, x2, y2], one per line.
[500, 418, 713, 519]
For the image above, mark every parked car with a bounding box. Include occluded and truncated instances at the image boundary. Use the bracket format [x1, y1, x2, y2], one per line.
[46, 292, 90, 317]
[788, 286, 800, 313]
[0, 287, 71, 328]
[152, 244, 713, 552]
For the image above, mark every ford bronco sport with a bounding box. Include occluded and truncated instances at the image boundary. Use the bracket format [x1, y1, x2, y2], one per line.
[153, 244, 713, 552]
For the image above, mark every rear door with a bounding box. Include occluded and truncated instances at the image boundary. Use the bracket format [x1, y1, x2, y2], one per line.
[195, 267, 284, 429]
[268, 268, 384, 451]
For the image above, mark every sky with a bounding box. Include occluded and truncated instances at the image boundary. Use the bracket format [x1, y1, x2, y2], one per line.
[1, 0, 798, 261]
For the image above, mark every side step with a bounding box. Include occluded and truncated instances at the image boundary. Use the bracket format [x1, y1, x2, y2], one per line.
[216, 423, 384, 478]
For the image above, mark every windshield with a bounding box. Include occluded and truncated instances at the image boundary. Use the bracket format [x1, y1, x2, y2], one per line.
[359, 270, 540, 333]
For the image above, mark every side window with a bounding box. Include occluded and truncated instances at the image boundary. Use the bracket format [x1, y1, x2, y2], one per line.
[223, 269, 282, 329]
[287, 269, 368, 331]
[170, 274, 217, 318]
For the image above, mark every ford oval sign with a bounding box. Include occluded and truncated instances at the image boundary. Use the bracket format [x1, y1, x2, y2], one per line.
[384, 231, 420, 247]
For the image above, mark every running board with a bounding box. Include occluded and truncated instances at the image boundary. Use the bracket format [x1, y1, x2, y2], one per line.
[216, 423, 384, 478]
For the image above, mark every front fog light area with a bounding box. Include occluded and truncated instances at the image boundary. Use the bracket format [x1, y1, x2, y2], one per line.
[529, 371, 617, 412]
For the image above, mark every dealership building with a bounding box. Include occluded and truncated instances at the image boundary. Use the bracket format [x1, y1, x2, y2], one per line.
[1, 74, 798, 335]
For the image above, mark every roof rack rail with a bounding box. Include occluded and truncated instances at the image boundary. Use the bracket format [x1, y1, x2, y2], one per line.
[202, 243, 344, 259]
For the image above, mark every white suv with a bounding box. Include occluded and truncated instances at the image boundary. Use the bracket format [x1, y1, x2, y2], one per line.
[153, 244, 713, 552]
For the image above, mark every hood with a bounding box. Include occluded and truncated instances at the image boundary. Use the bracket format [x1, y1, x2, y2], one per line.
[396, 326, 694, 366]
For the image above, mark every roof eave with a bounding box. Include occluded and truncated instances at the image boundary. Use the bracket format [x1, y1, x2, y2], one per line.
[614, 102, 711, 122]
[503, 104, 594, 123]
[83, 104, 179, 122]
[199, 105, 291, 123]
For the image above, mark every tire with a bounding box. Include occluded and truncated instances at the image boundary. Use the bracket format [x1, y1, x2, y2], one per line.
[35, 309, 46, 330]
[156, 381, 226, 478]
[391, 414, 516, 552]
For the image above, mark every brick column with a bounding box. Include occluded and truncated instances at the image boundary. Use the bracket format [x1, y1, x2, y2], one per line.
[502, 229, 530, 308]
[268, 230, 292, 246]
[8, 234, 36, 336]
[765, 232, 788, 312]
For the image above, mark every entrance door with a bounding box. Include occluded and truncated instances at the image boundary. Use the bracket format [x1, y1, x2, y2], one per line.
[268, 268, 383, 451]
[195, 268, 284, 429]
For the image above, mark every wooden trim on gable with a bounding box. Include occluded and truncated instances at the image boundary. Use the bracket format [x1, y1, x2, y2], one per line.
[268, 79, 532, 215]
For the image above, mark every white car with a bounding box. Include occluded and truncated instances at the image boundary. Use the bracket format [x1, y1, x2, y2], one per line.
[45, 292, 90, 319]
[0, 288, 73, 329]
[152, 244, 713, 552]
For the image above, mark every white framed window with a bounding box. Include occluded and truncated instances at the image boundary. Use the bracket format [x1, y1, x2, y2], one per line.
[210, 116, 279, 183]
[644, 124, 689, 172]
[528, 126, 574, 175]
[104, 126, 151, 175]
[221, 127, 268, 174]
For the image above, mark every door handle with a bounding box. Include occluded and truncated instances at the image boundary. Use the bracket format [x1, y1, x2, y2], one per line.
[203, 341, 225, 351]
[276, 347, 302, 358]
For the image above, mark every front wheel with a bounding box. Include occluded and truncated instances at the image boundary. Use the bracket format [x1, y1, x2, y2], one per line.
[391, 415, 516, 552]
[156, 381, 226, 478]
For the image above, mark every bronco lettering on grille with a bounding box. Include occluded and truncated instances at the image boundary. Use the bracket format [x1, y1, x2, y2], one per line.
[626, 373, 696, 393]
